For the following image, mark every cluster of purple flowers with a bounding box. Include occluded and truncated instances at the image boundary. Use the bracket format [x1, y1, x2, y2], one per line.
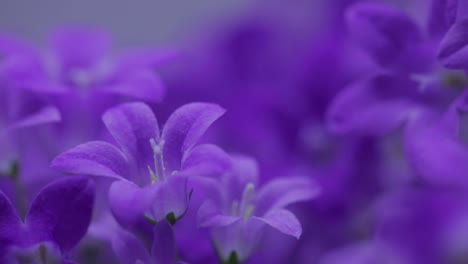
[2, 0, 468, 263]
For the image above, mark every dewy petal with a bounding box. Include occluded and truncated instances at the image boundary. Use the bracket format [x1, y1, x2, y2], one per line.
[25, 176, 95, 252]
[102, 102, 159, 185]
[326, 74, 417, 136]
[152, 220, 176, 264]
[51, 141, 129, 180]
[404, 116, 468, 187]
[111, 229, 152, 264]
[439, 18, 468, 68]
[428, 0, 458, 39]
[0, 190, 22, 249]
[197, 201, 240, 228]
[181, 144, 232, 176]
[162, 103, 225, 173]
[47, 27, 111, 69]
[8, 105, 61, 130]
[345, 2, 423, 67]
[104, 70, 165, 102]
[256, 177, 319, 216]
[254, 209, 302, 239]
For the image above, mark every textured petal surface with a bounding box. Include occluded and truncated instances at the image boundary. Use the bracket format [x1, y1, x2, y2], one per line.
[162, 103, 225, 173]
[51, 141, 129, 180]
[197, 201, 240, 227]
[182, 144, 232, 176]
[103, 102, 159, 185]
[254, 209, 302, 239]
[0, 190, 22, 249]
[25, 176, 95, 252]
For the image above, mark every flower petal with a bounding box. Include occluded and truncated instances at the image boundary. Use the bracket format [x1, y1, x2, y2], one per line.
[428, 0, 458, 39]
[108, 181, 154, 236]
[102, 102, 159, 185]
[182, 144, 232, 176]
[197, 201, 240, 228]
[0, 190, 22, 249]
[112, 229, 152, 264]
[256, 177, 319, 216]
[51, 141, 129, 180]
[254, 209, 302, 239]
[147, 175, 189, 222]
[25, 176, 95, 252]
[8, 105, 61, 130]
[326, 74, 417, 136]
[404, 116, 468, 187]
[152, 220, 176, 264]
[162, 103, 225, 173]
[439, 18, 468, 68]
[346, 2, 423, 67]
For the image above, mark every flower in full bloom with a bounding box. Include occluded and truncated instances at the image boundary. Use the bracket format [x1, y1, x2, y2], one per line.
[0, 176, 94, 263]
[197, 155, 319, 263]
[51, 102, 229, 237]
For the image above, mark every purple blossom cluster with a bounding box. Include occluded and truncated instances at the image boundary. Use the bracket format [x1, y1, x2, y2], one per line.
[1, 0, 468, 263]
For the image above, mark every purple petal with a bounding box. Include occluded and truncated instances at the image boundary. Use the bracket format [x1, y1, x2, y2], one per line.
[254, 209, 302, 239]
[8, 105, 61, 129]
[181, 144, 232, 176]
[346, 3, 423, 67]
[108, 181, 154, 234]
[51, 141, 129, 180]
[111, 229, 152, 264]
[102, 102, 159, 185]
[428, 0, 458, 39]
[25, 176, 95, 252]
[48, 27, 111, 69]
[404, 116, 468, 186]
[0, 190, 22, 248]
[162, 103, 225, 173]
[147, 175, 189, 221]
[439, 18, 468, 68]
[326, 74, 417, 136]
[256, 177, 319, 216]
[104, 70, 165, 102]
[197, 201, 240, 227]
[152, 220, 176, 264]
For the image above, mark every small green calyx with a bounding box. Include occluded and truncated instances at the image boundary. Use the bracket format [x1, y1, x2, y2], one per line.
[223, 251, 240, 264]
[442, 70, 468, 90]
[166, 212, 177, 225]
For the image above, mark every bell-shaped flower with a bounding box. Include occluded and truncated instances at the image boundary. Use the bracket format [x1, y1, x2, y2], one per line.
[197, 155, 319, 263]
[51, 102, 228, 237]
[0, 176, 95, 263]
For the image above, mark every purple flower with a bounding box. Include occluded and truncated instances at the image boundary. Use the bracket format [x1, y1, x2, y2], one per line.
[112, 220, 187, 264]
[51, 102, 228, 235]
[1, 27, 166, 101]
[197, 155, 319, 262]
[327, 0, 468, 136]
[0, 176, 94, 263]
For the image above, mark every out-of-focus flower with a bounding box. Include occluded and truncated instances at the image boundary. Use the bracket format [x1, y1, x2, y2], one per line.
[327, 0, 467, 136]
[0, 176, 94, 263]
[197, 155, 319, 263]
[51, 102, 229, 237]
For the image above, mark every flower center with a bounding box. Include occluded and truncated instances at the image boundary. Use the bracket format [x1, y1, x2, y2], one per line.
[231, 183, 256, 220]
[148, 138, 166, 183]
